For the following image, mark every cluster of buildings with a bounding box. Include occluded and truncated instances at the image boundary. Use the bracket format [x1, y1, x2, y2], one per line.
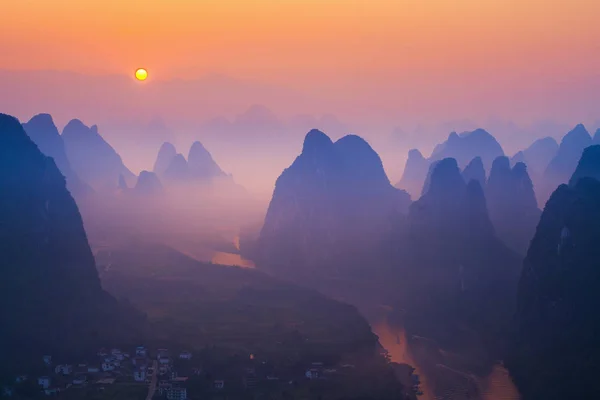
[3, 346, 197, 398]
[2, 348, 356, 399]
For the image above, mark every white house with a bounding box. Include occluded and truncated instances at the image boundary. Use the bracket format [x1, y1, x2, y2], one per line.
[134, 369, 147, 382]
[305, 369, 320, 379]
[87, 366, 100, 373]
[214, 380, 225, 389]
[54, 365, 72, 375]
[42, 356, 52, 366]
[166, 387, 187, 400]
[157, 348, 169, 358]
[135, 346, 147, 357]
[15, 375, 28, 383]
[158, 381, 172, 395]
[37, 377, 51, 389]
[102, 363, 115, 372]
[179, 351, 192, 360]
[159, 357, 171, 365]
[73, 376, 87, 385]
[132, 357, 147, 367]
[44, 388, 60, 396]
[159, 365, 170, 375]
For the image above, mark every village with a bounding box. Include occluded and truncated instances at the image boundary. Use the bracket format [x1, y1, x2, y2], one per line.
[0, 345, 399, 400]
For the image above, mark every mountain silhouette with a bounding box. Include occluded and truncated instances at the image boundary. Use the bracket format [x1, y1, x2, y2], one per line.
[258, 130, 410, 277]
[593, 128, 600, 144]
[545, 124, 592, 185]
[62, 119, 135, 191]
[163, 153, 191, 182]
[511, 151, 525, 165]
[569, 145, 600, 187]
[509, 177, 600, 399]
[462, 156, 486, 188]
[430, 129, 504, 170]
[22, 113, 91, 197]
[402, 158, 521, 353]
[420, 160, 441, 197]
[486, 157, 540, 255]
[397, 129, 503, 198]
[153, 141, 177, 177]
[134, 170, 164, 196]
[396, 149, 427, 199]
[187, 141, 226, 180]
[0, 113, 140, 372]
[516, 136, 558, 175]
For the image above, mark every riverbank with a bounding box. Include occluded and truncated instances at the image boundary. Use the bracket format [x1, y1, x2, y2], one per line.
[371, 313, 520, 400]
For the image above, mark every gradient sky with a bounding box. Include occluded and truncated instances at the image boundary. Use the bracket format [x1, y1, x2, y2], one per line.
[2, 0, 600, 188]
[3, 0, 600, 121]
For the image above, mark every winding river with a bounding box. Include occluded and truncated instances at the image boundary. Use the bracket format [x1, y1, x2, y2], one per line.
[371, 318, 520, 400]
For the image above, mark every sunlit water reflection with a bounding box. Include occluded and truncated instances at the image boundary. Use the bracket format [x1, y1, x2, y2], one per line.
[371, 318, 520, 400]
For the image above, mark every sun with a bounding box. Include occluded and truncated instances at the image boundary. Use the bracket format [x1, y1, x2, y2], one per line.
[135, 68, 148, 81]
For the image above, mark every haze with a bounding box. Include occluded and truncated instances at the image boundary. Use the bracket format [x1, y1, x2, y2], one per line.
[2, 0, 600, 196]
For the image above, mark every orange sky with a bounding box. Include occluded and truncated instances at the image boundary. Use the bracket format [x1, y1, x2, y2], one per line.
[1, 0, 600, 127]
[3, 0, 599, 80]
[2, 0, 600, 196]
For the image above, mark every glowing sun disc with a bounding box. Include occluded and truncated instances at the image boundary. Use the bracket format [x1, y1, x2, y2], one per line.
[135, 68, 148, 81]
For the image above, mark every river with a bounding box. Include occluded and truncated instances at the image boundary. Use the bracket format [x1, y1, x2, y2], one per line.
[371, 318, 520, 400]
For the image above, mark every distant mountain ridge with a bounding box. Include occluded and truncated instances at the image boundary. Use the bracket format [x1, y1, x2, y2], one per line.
[154, 141, 227, 183]
[258, 129, 410, 276]
[486, 156, 540, 255]
[397, 128, 504, 198]
[399, 157, 521, 356]
[544, 124, 592, 185]
[22, 113, 91, 197]
[62, 119, 136, 191]
[0, 113, 140, 372]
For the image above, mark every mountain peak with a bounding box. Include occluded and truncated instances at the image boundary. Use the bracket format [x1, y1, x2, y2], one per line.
[432, 128, 504, 170]
[1, 113, 26, 142]
[134, 170, 164, 195]
[408, 148, 424, 160]
[462, 156, 486, 187]
[512, 161, 529, 177]
[62, 119, 135, 190]
[22, 114, 60, 139]
[569, 145, 600, 187]
[187, 141, 225, 179]
[164, 153, 190, 181]
[153, 142, 177, 175]
[188, 140, 210, 159]
[398, 148, 429, 198]
[334, 134, 373, 152]
[490, 155, 511, 175]
[467, 128, 492, 137]
[428, 158, 464, 196]
[63, 119, 88, 135]
[594, 129, 600, 144]
[24, 113, 55, 130]
[302, 129, 333, 155]
[562, 123, 592, 146]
